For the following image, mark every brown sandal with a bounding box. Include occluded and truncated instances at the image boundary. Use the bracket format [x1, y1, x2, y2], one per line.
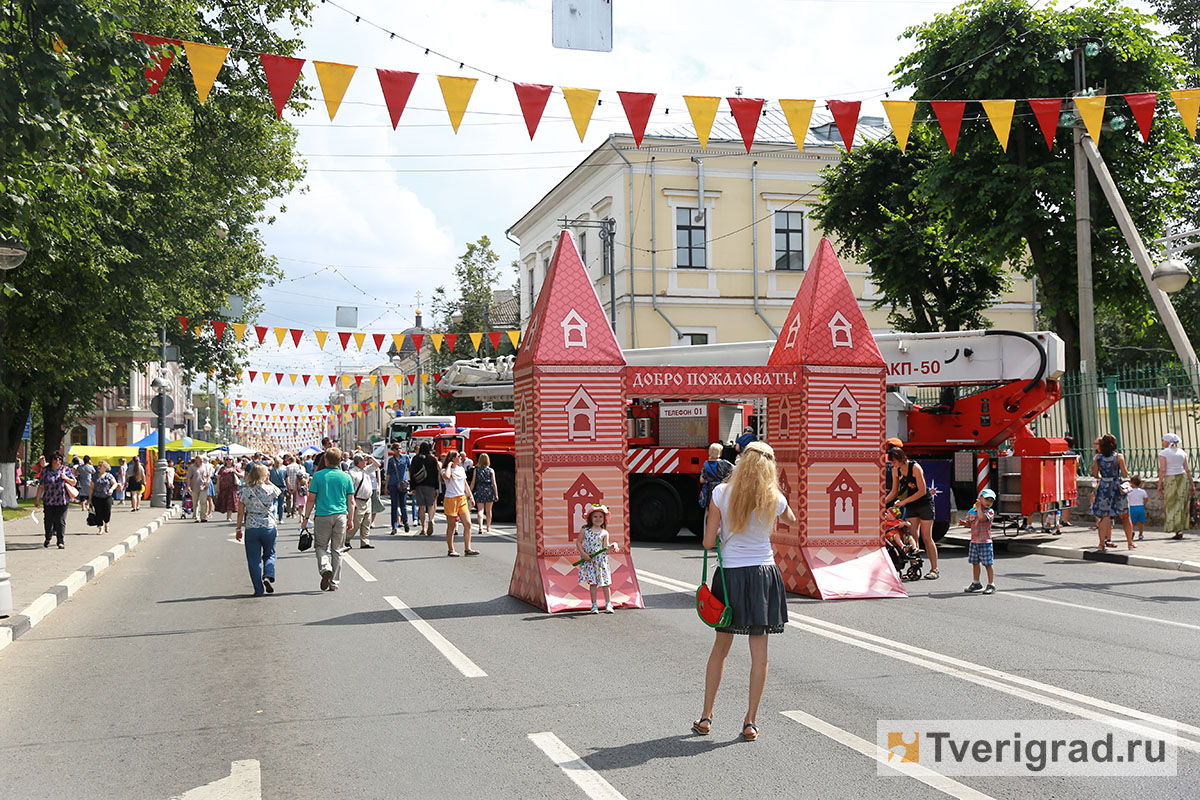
[691, 717, 712, 736]
[742, 722, 759, 741]
[447, 550, 461, 557]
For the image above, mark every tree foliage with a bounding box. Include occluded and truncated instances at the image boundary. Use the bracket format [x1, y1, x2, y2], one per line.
[0, 0, 313, 459]
[812, 136, 1009, 331]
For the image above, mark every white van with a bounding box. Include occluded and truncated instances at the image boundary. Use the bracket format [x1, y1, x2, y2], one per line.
[387, 415, 454, 446]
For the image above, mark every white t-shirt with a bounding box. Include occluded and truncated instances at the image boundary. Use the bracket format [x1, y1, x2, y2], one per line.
[711, 482, 788, 568]
[348, 467, 374, 501]
[1127, 487, 1148, 507]
[443, 465, 468, 498]
[1160, 447, 1189, 476]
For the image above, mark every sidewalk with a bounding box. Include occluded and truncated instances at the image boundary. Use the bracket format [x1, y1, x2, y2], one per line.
[942, 521, 1200, 573]
[1, 501, 178, 651]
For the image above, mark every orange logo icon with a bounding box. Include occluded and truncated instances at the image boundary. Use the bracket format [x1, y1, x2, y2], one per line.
[887, 732, 919, 763]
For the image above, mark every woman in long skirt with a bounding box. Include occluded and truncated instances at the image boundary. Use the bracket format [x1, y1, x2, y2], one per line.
[1159, 433, 1195, 539]
[692, 442, 796, 742]
[215, 457, 242, 521]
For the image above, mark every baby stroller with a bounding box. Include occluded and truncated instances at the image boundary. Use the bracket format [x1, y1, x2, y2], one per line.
[882, 506, 923, 582]
[182, 491, 194, 518]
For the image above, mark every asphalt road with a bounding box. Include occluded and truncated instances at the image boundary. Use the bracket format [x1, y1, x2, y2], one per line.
[1, 513, 1199, 799]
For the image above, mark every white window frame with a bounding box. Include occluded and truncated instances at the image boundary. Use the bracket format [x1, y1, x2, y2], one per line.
[763, 194, 811, 270]
[663, 190, 719, 271]
[771, 207, 808, 272]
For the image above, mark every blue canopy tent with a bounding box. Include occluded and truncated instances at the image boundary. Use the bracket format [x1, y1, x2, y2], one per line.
[299, 445, 322, 456]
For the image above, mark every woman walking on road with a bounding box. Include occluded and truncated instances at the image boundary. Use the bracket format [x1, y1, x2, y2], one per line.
[87, 461, 117, 534]
[470, 453, 498, 534]
[693, 442, 795, 742]
[236, 464, 281, 596]
[112, 458, 127, 505]
[125, 457, 145, 512]
[1091, 433, 1135, 550]
[882, 444, 939, 579]
[1159, 433, 1195, 539]
[215, 457, 242, 521]
[410, 441, 440, 537]
[441, 450, 477, 556]
[34, 451, 77, 549]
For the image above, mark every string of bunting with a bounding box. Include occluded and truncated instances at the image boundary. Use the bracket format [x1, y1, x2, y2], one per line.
[174, 317, 520, 354]
[220, 370, 444, 388]
[131, 32, 1200, 152]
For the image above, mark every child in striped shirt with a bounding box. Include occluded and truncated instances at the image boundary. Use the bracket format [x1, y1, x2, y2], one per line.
[963, 488, 996, 595]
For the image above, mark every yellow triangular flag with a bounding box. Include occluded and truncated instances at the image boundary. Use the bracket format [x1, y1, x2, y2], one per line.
[507, 330, 520, 348]
[1074, 96, 1107, 143]
[315, 375, 324, 386]
[562, 87, 601, 142]
[231, 322, 247, 342]
[342, 375, 352, 387]
[437, 75, 477, 133]
[430, 333, 444, 352]
[313, 61, 357, 121]
[392, 333, 406, 351]
[274, 327, 287, 346]
[193, 326, 203, 337]
[368, 375, 377, 387]
[468, 332, 484, 351]
[183, 41, 229, 104]
[261, 372, 270, 384]
[778, 99, 815, 152]
[1170, 89, 1200, 139]
[236, 372, 243, 381]
[980, 99, 1016, 152]
[881, 100, 918, 152]
[420, 374, 429, 384]
[289, 374, 298, 385]
[684, 96, 721, 150]
[314, 330, 328, 349]
[353, 332, 366, 350]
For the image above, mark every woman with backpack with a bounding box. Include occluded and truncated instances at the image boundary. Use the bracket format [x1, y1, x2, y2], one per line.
[410, 441, 441, 537]
[125, 456, 145, 512]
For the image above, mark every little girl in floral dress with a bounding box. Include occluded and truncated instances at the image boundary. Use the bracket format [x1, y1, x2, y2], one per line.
[576, 504, 621, 613]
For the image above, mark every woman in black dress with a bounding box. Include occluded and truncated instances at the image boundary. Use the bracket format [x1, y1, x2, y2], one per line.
[883, 445, 939, 579]
[469, 453, 499, 534]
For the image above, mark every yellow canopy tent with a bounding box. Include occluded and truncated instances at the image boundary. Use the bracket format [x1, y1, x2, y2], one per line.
[165, 438, 221, 452]
[66, 445, 140, 460]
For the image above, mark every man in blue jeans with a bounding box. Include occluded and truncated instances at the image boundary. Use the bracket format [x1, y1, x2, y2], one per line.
[385, 443, 411, 534]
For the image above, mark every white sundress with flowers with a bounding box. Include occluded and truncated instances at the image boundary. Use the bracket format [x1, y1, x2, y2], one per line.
[576, 527, 611, 587]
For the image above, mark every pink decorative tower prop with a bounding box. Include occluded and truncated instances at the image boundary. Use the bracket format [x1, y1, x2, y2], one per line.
[509, 231, 644, 612]
[768, 238, 906, 599]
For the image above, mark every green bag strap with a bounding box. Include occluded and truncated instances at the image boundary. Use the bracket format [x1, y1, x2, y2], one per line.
[702, 541, 729, 597]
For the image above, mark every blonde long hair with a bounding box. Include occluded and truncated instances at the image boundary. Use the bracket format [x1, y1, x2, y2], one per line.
[724, 442, 780, 533]
[245, 463, 269, 487]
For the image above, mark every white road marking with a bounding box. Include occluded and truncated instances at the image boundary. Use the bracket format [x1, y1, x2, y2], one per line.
[383, 595, 487, 678]
[173, 759, 261, 799]
[1001, 590, 1200, 632]
[340, 554, 377, 582]
[781, 710, 994, 800]
[528, 732, 628, 800]
[636, 568, 1200, 753]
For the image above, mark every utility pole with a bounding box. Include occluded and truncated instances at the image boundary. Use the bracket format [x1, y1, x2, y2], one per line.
[1072, 39, 1100, 449]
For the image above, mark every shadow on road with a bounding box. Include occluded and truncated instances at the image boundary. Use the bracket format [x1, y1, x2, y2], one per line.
[306, 594, 533, 626]
[582, 732, 740, 770]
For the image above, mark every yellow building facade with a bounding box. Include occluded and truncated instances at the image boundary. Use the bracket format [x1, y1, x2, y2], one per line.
[510, 111, 1038, 349]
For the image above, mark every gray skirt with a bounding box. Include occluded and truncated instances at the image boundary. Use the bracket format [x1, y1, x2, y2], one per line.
[412, 485, 438, 506]
[711, 563, 788, 635]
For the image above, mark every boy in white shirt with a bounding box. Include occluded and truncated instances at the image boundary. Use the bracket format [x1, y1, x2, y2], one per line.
[1127, 474, 1148, 541]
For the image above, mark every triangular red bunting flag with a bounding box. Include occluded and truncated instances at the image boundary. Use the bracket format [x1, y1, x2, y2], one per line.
[827, 100, 861, 152]
[328, 376, 336, 387]
[259, 53, 305, 118]
[290, 328, 303, 346]
[131, 33, 181, 96]
[337, 331, 352, 349]
[514, 83, 553, 139]
[407, 374, 417, 385]
[211, 320, 226, 339]
[1027, 98, 1062, 150]
[727, 97, 765, 153]
[930, 100, 967, 154]
[248, 371, 257, 382]
[381, 375, 390, 386]
[373, 333, 386, 351]
[254, 325, 268, 344]
[270, 403, 277, 410]
[444, 332, 458, 352]
[302, 374, 310, 385]
[487, 331, 502, 351]
[1123, 92, 1157, 144]
[617, 91, 655, 148]
[177, 315, 189, 330]
[409, 333, 424, 350]
[433, 372, 442, 385]
[275, 373, 284, 384]
[377, 69, 418, 130]
[354, 376, 363, 387]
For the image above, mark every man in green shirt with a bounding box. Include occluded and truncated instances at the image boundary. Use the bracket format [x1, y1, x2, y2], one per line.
[301, 448, 355, 591]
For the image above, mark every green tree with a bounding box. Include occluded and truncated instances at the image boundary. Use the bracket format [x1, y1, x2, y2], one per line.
[888, 0, 1194, 368]
[426, 236, 519, 415]
[812, 136, 1009, 331]
[0, 1, 312, 459]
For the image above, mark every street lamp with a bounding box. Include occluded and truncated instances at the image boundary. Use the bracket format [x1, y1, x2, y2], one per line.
[150, 373, 171, 508]
[0, 237, 28, 270]
[1153, 258, 1193, 294]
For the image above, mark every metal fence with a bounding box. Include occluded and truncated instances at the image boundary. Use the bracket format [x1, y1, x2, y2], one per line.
[907, 364, 1200, 476]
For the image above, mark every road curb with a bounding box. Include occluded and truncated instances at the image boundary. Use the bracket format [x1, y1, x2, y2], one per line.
[0, 506, 178, 654]
[942, 533, 1200, 574]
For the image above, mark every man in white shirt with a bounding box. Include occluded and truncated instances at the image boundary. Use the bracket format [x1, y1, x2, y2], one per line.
[345, 453, 379, 550]
[284, 454, 303, 517]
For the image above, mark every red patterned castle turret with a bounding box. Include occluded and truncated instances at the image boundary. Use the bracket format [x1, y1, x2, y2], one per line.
[509, 230, 644, 612]
[768, 238, 906, 599]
